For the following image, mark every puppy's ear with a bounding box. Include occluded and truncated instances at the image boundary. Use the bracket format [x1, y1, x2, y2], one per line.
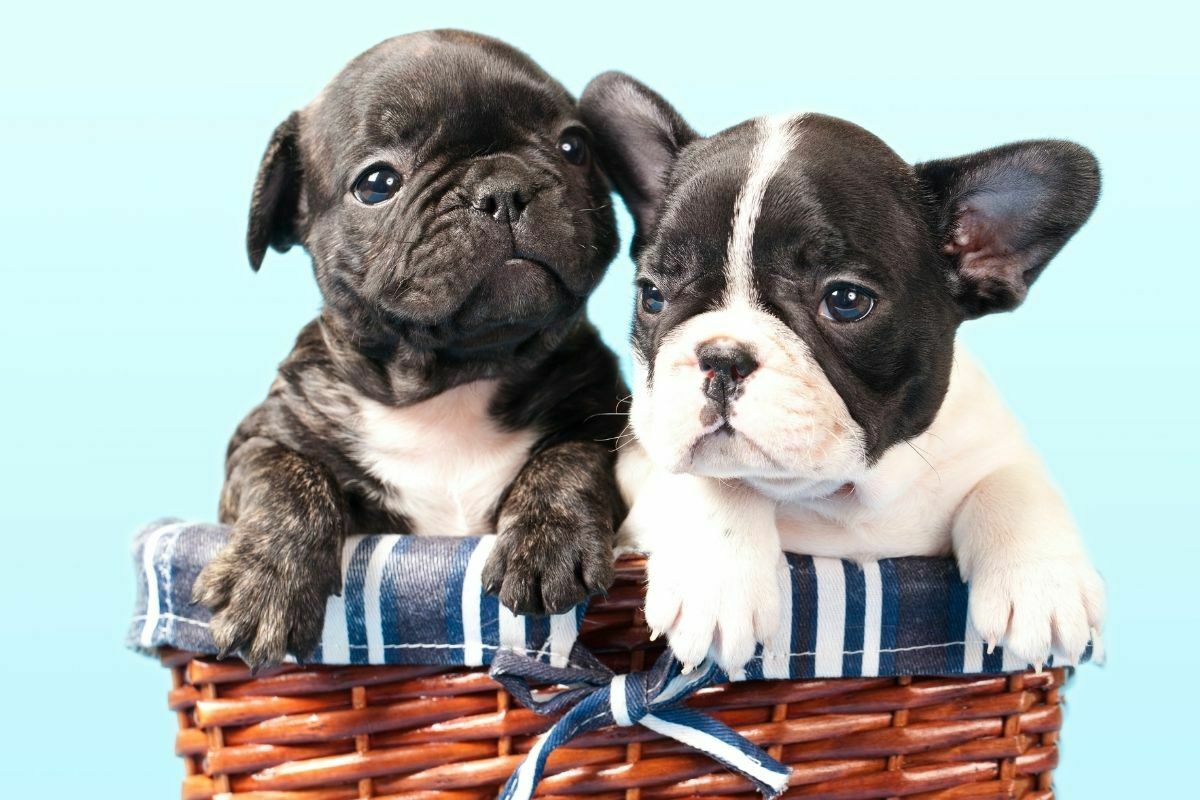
[580, 72, 697, 254]
[247, 112, 304, 271]
[915, 140, 1099, 318]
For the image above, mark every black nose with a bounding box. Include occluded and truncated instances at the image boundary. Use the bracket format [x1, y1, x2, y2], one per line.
[471, 180, 530, 225]
[698, 343, 758, 383]
[698, 342, 758, 414]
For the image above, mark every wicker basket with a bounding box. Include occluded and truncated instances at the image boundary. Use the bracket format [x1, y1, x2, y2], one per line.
[160, 557, 1068, 799]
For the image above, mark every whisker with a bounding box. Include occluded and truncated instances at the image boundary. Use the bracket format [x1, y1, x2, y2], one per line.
[904, 439, 941, 483]
[595, 422, 634, 445]
[907, 440, 935, 458]
[611, 433, 640, 453]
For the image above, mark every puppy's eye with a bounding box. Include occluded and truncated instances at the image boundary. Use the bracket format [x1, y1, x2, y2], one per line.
[353, 166, 402, 204]
[820, 284, 876, 322]
[640, 283, 665, 314]
[558, 131, 589, 166]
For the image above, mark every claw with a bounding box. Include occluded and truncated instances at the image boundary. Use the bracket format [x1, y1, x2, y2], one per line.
[986, 640, 997, 655]
[1089, 627, 1106, 666]
[681, 662, 695, 675]
[649, 629, 661, 642]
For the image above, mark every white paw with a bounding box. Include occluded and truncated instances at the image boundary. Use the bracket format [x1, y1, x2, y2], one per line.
[967, 553, 1106, 667]
[644, 540, 787, 678]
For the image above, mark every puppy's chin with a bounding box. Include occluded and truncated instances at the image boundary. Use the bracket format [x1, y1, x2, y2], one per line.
[462, 257, 576, 326]
[687, 429, 785, 478]
[449, 259, 580, 350]
[651, 426, 851, 486]
[378, 257, 584, 356]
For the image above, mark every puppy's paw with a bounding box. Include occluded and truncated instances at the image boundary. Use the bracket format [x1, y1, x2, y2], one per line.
[645, 542, 786, 678]
[967, 553, 1106, 667]
[483, 511, 615, 616]
[193, 526, 340, 669]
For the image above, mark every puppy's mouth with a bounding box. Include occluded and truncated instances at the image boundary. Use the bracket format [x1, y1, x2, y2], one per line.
[434, 255, 580, 354]
[684, 419, 785, 476]
[496, 254, 558, 288]
[445, 320, 547, 353]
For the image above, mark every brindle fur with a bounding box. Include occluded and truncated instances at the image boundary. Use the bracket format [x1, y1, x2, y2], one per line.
[194, 31, 627, 668]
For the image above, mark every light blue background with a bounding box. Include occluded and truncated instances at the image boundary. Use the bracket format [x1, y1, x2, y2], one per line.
[2, 1, 1196, 795]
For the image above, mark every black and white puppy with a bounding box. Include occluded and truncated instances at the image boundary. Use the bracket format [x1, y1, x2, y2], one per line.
[581, 73, 1106, 676]
[193, 31, 627, 668]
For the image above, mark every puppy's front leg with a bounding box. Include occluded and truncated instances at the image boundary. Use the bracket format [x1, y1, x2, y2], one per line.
[629, 472, 786, 677]
[954, 460, 1106, 666]
[194, 437, 347, 668]
[483, 441, 622, 615]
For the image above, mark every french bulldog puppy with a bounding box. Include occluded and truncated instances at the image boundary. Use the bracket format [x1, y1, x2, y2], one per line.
[581, 73, 1106, 676]
[193, 31, 627, 668]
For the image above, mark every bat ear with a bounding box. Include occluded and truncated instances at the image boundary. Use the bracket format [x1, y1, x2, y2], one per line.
[580, 71, 698, 256]
[246, 112, 303, 271]
[916, 140, 1100, 317]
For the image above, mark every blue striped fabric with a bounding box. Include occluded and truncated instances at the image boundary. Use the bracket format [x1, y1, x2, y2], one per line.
[128, 520, 585, 669]
[128, 519, 1091, 674]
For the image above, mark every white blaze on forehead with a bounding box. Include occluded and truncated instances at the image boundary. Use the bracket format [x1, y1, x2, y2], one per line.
[723, 114, 803, 307]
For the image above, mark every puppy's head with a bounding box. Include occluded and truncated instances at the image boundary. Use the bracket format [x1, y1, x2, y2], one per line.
[249, 30, 617, 358]
[582, 73, 1099, 498]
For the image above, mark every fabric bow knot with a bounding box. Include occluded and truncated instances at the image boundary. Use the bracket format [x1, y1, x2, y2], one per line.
[490, 649, 790, 799]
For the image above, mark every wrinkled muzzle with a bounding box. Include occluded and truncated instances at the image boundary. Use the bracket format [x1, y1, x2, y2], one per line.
[631, 306, 868, 494]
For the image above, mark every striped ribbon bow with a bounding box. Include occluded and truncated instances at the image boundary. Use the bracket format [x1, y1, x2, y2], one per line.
[490, 649, 791, 799]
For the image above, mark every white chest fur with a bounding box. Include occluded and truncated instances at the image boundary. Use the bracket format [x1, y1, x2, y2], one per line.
[352, 380, 537, 536]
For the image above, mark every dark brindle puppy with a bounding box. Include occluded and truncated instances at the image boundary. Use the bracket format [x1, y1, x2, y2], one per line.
[193, 30, 626, 668]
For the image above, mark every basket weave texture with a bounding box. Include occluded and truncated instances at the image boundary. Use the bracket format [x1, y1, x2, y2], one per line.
[163, 557, 1068, 799]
